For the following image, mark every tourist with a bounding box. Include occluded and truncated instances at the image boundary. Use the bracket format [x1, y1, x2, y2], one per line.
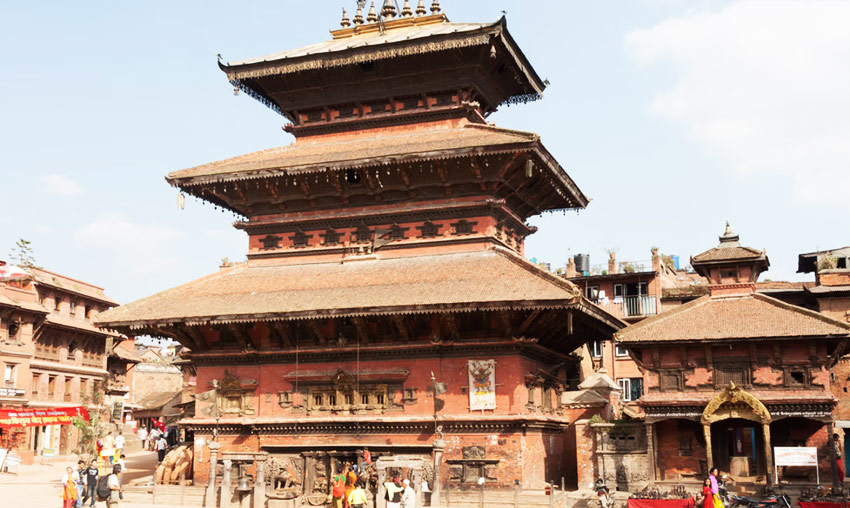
[383, 475, 404, 508]
[102, 431, 116, 464]
[115, 431, 125, 458]
[138, 426, 148, 446]
[75, 460, 86, 507]
[401, 478, 415, 508]
[148, 428, 159, 451]
[347, 479, 368, 508]
[702, 478, 713, 508]
[835, 434, 845, 482]
[83, 459, 99, 507]
[106, 464, 122, 508]
[61, 466, 79, 508]
[156, 433, 168, 463]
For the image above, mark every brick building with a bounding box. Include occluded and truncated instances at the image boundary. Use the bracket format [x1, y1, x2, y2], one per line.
[616, 224, 850, 488]
[95, 4, 625, 504]
[0, 263, 123, 462]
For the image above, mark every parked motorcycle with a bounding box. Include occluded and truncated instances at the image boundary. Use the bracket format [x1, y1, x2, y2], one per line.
[595, 479, 614, 508]
[729, 493, 791, 508]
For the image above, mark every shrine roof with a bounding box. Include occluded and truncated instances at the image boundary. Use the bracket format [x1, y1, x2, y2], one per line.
[692, 245, 765, 263]
[95, 247, 620, 330]
[616, 292, 850, 344]
[638, 389, 835, 406]
[169, 124, 540, 183]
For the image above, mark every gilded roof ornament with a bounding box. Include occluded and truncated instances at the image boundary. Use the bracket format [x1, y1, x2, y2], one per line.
[340, 8, 351, 28]
[430, 0, 441, 14]
[367, 1, 378, 22]
[354, 4, 364, 25]
[401, 0, 413, 17]
[415, 0, 427, 16]
[381, 0, 397, 19]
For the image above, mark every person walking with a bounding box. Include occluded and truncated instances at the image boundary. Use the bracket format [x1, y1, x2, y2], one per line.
[329, 462, 348, 508]
[348, 479, 368, 508]
[82, 459, 99, 507]
[401, 478, 415, 508]
[148, 428, 159, 451]
[75, 460, 86, 508]
[156, 433, 168, 463]
[708, 468, 723, 508]
[106, 464, 122, 508]
[61, 466, 79, 508]
[138, 426, 147, 446]
[702, 478, 713, 508]
[115, 432, 125, 458]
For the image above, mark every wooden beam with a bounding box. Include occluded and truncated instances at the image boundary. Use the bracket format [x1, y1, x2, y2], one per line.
[440, 313, 460, 340]
[306, 320, 326, 346]
[496, 152, 524, 179]
[353, 317, 370, 345]
[392, 315, 410, 343]
[228, 323, 256, 351]
[516, 309, 542, 336]
[434, 160, 451, 196]
[270, 321, 294, 348]
[499, 310, 514, 337]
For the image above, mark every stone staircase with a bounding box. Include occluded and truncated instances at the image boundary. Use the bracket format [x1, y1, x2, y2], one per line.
[122, 484, 206, 506]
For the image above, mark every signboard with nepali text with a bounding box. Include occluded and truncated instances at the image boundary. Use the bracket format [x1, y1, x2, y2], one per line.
[774, 446, 819, 484]
[0, 407, 89, 428]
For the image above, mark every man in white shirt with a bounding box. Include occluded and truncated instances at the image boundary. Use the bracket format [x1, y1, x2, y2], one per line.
[115, 432, 125, 458]
[401, 478, 416, 508]
[138, 427, 148, 445]
[156, 435, 167, 463]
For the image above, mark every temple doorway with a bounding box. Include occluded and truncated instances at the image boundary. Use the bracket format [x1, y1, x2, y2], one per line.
[710, 418, 765, 478]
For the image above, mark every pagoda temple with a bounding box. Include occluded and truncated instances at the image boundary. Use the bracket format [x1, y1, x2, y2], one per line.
[617, 224, 850, 488]
[97, 2, 623, 505]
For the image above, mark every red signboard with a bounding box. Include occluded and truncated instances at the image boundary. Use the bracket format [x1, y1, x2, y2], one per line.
[0, 407, 89, 428]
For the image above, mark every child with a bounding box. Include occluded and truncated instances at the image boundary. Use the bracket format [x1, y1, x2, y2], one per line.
[702, 478, 713, 508]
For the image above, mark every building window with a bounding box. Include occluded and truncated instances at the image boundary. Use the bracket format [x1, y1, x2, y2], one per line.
[4, 364, 16, 386]
[586, 286, 599, 302]
[31, 373, 40, 397]
[660, 372, 681, 391]
[389, 223, 407, 240]
[354, 224, 372, 243]
[451, 219, 476, 236]
[70, 301, 77, 315]
[618, 378, 644, 401]
[590, 340, 603, 358]
[260, 234, 282, 250]
[64, 377, 73, 401]
[418, 221, 440, 238]
[48, 375, 56, 396]
[615, 345, 629, 357]
[322, 229, 342, 246]
[291, 230, 310, 248]
[54, 298, 62, 312]
[715, 363, 750, 387]
[613, 284, 624, 301]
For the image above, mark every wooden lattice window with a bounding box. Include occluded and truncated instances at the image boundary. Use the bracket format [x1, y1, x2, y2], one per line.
[261, 235, 282, 250]
[433, 92, 455, 107]
[660, 371, 681, 391]
[336, 105, 357, 119]
[418, 221, 440, 238]
[322, 229, 342, 246]
[401, 97, 421, 110]
[303, 110, 324, 123]
[389, 223, 407, 240]
[714, 363, 750, 387]
[355, 224, 372, 243]
[451, 219, 476, 236]
[291, 230, 310, 248]
[366, 101, 390, 116]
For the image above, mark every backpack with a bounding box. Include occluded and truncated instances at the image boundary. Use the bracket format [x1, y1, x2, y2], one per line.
[96, 475, 111, 500]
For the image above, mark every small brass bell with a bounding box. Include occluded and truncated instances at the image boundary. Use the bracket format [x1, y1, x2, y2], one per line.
[237, 474, 252, 492]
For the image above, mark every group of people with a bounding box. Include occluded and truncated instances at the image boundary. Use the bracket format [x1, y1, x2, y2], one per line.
[327, 462, 415, 508]
[61, 460, 121, 508]
[137, 426, 169, 463]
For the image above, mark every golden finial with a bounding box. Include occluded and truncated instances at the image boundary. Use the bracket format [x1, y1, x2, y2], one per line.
[415, 0, 427, 15]
[340, 7, 351, 28]
[381, 0, 397, 19]
[354, 4, 364, 25]
[367, 1, 378, 22]
[430, 0, 441, 14]
[401, 0, 413, 17]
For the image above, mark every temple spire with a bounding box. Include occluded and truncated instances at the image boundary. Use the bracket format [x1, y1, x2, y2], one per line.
[430, 0, 441, 14]
[367, 1, 378, 22]
[381, 0, 397, 19]
[340, 7, 351, 28]
[401, 0, 413, 17]
[718, 221, 740, 248]
[415, 0, 427, 16]
[354, 4, 364, 25]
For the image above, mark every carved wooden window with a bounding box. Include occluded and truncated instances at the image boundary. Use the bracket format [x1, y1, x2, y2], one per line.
[785, 368, 810, 387]
[313, 393, 323, 406]
[366, 101, 390, 116]
[678, 437, 693, 456]
[261, 235, 282, 250]
[418, 221, 440, 238]
[303, 110, 324, 123]
[291, 230, 310, 248]
[401, 97, 421, 110]
[322, 229, 342, 246]
[451, 219, 476, 236]
[336, 105, 357, 119]
[354, 224, 372, 243]
[714, 363, 750, 387]
[307, 384, 388, 412]
[389, 223, 407, 241]
[660, 371, 681, 391]
[434, 92, 455, 107]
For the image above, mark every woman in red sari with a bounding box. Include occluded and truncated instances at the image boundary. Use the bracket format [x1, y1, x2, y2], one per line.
[702, 478, 713, 508]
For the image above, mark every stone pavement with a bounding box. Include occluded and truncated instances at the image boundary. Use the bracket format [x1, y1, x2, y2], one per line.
[0, 450, 200, 508]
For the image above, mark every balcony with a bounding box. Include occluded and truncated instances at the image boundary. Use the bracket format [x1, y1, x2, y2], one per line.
[590, 295, 658, 319]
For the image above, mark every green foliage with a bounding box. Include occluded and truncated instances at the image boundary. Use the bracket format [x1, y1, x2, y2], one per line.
[620, 262, 636, 273]
[818, 256, 838, 271]
[8, 238, 39, 268]
[588, 413, 605, 425]
[661, 254, 676, 270]
[72, 388, 106, 463]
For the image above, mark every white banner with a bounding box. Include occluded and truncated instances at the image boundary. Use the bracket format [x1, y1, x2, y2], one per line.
[774, 447, 818, 466]
[468, 360, 496, 410]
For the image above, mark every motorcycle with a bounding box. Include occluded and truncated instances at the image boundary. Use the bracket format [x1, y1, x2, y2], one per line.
[729, 493, 792, 508]
[595, 479, 614, 508]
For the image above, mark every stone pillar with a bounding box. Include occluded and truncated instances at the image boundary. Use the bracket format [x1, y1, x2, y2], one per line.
[205, 442, 221, 508]
[762, 423, 774, 487]
[430, 438, 446, 507]
[703, 424, 713, 470]
[254, 456, 266, 508]
[645, 422, 657, 482]
[221, 459, 232, 508]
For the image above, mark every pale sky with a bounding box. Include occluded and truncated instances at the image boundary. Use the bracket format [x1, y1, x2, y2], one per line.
[1, 1, 848, 304]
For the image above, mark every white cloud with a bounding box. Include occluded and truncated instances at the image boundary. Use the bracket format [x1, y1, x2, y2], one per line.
[626, 0, 850, 204]
[74, 213, 179, 275]
[40, 174, 84, 195]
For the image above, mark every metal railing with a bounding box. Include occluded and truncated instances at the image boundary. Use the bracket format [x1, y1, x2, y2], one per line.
[591, 295, 658, 318]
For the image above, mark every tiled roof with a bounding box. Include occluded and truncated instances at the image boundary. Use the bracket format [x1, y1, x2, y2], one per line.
[95, 248, 588, 329]
[168, 124, 538, 183]
[692, 245, 764, 263]
[616, 292, 850, 343]
[136, 390, 182, 411]
[639, 389, 834, 406]
[30, 268, 118, 305]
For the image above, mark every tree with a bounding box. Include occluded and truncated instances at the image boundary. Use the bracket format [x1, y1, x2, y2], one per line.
[72, 387, 107, 463]
[8, 238, 39, 268]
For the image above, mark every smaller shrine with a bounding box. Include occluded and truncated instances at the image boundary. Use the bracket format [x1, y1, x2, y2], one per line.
[616, 223, 850, 487]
